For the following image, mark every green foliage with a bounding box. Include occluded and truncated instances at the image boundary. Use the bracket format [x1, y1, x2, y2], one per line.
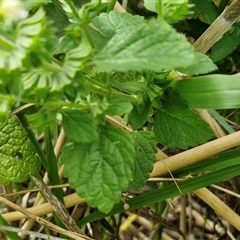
[129, 131, 157, 191]
[211, 25, 240, 62]
[0, 115, 40, 185]
[94, 20, 196, 72]
[173, 75, 240, 109]
[62, 109, 98, 143]
[154, 90, 214, 149]
[61, 124, 135, 213]
[190, 0, 219, 24]
[1, 0, 240, 214]
[177, 52, 218, 75]
[144, 0, 194, 24]
[88, 11, 144, 50]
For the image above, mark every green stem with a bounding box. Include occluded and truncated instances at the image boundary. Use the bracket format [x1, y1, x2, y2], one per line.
[107, 0, 117, 13]
[51, 57, 63, 67]
[0, 36, 15, 50]
[82, 25, 94, 48]
[15, 113, 48, 170]
[157, 0, 163, 18]
[64, 0, 81, 21]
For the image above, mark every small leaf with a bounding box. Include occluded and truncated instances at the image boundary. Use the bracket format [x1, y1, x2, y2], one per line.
[107, 95, 133, 115]
[129, 97, 153, 130]
[153, 90, 214, 149]
[61, 124, 135, 213]
[177, 52, 218, 75]
[94, 21, 196, 72]
[62, 109, 98, 143]
[0, 115, 40, 185]
[129, 131, 157, 191]
[144, 0, 194, 24]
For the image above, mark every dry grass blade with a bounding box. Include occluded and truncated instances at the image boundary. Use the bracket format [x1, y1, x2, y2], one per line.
[193, 0, 240, 53]
[0, 225, 66, 240]
[0, 195, 91, 240]
[151, 130, 240, 177]
[31, 176, 84, 235]
[1, 193, 85, 222]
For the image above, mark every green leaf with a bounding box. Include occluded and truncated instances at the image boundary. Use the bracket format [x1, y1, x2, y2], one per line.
[129, 95, 152, 130]
[144, 0, 194, 24]
[94, 21, 196, 72]
[190, 0, 219, 24]
[62, 109, 98, 143]
[0, 215, 22, 240]
[0, 115, 40, 185]
[61, 124, 135, 213]
[129, 131, 157, 191]
[0, 8, 46, 71]
[26, 106, 58, 134]
[106, 95, 133, 115]
[173, 74, 240, 109]
[211, 30, 240, 62]
[23, 39, 92, 93]
[174, 148, 240, 176]
[177, 52, 218, 75]
[88, 11, 144, 50]
[153, 90, 214, 149]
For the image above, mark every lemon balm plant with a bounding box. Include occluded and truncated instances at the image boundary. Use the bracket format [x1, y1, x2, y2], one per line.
[1, 0, 240, 230]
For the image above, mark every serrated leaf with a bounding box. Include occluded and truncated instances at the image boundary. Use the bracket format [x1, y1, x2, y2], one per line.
[61, 124, 135, 213]
[23, 39, 92, 93]
[129, 131, 157, 191]
[129, 95, 152, 130]
[0, 8, 46, 71]
[144, 0, 194, 24]
[94, 21, 196, 72]
[62, 109, 98, 143]
[153, 90, 214, 149]
[177, 52, 218, 75]
[211, 31, 240, 62]
[106, 95, 133, 115]
[88, 11, 144, 50]
[190, 0, 219, 24]
[26, 106, 58, 134]
[0, 115, 40, 185]
[173, 74, 240, 109]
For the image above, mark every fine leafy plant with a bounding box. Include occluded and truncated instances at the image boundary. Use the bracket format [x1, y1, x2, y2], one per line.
[1, 0, 240, 228]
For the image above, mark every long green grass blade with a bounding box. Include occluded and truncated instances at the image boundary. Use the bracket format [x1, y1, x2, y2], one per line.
[78, 161, 240, 225]
[173, 75, 240, 109]
[0, 215, 22, 240]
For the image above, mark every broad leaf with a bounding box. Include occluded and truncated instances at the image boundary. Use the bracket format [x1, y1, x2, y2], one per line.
[153, 90, 214, 149]
[0, 115, 40, 185]
[211, 30, 240, 62]
[173, 74, 240, 109]
[88, 11, 144, 50]
[106, 95, 133, 115]
[61, 124, 135, 213]
[190, 0, 219, 24]
[177, 52, 218, 75]
[129, 131, 157, 191]
[94, 21, 196, 72]
[62, 109, 98, 143]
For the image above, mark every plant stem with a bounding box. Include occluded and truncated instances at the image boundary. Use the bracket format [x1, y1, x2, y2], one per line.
[15, 113, 48, 170]
[64, 0, 81, 21]
[107, 0, 117, 13]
